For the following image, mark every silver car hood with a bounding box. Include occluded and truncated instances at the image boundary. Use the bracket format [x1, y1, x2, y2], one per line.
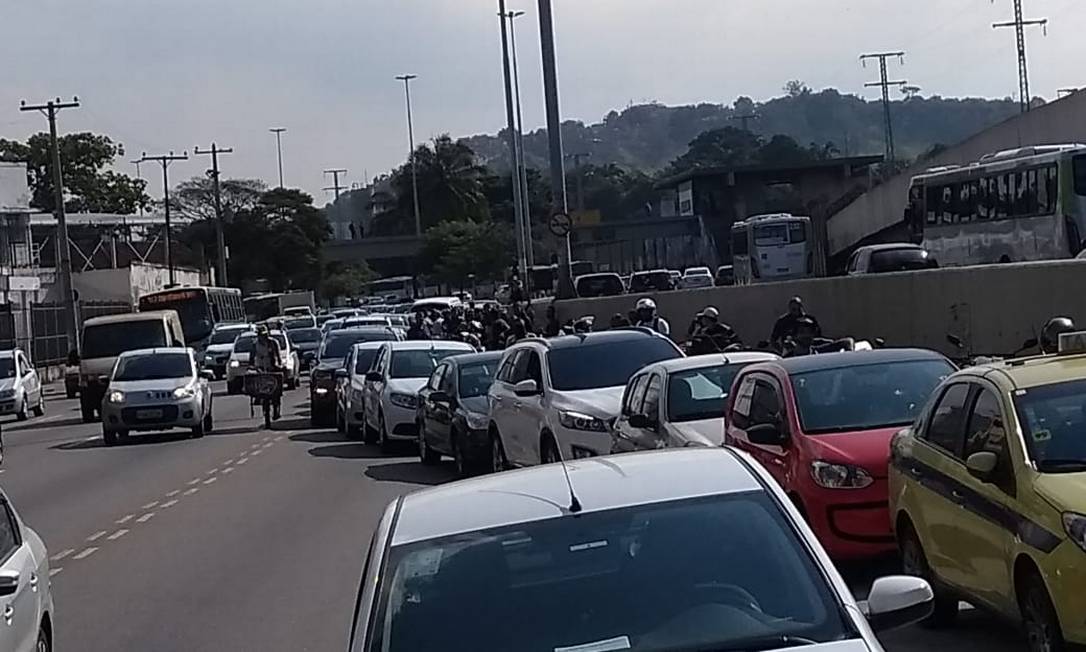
[110, 378, 192, 392]
[552, 386, 626, 419]
[0, 378, 15, 392]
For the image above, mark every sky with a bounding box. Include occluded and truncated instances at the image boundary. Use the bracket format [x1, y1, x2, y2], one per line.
[3, 0, 1085, 204]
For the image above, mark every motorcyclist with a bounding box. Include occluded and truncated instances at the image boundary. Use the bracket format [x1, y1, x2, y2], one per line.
[1040, 316, 1076, 354]
[771, 296, 821, 350]
[609, 313, 631, 329]
[634, 298, 670, 336]
[782, 317, 841, 357]
[252, 326, 283, 420]
[406, 313, 428, 340]
[688, 307, 739, 355]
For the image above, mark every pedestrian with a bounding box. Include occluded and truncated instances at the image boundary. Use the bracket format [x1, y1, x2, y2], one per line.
[544, 305, 561, 337]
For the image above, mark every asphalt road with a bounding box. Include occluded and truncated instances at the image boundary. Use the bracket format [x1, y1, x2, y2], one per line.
[0, 381, 1027, 651]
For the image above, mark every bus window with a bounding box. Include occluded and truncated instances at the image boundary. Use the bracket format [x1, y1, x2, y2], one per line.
[940, 185, 954, 224]
[996, 175, 1010, 219]
[788, 221, 807, 243]
[925, 185, 938, 225]
[731, 228, 749, 256]
[1075, 155, 1086, 196]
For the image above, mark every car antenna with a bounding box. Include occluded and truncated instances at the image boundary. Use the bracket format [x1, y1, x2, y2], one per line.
[552, 442, 582, 514]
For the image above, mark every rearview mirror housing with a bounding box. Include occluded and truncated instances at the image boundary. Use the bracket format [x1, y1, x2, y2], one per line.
[365, 371, 383, 383]
[334, 368, 349, 379]
[746, 422, 787, 446]
[966, 451, 998, 482]
[0, 571, 19, 598]
[430, 390, 451, 403]
[628, 413, 655, 429]
[865, 575, 934, 632]
[513, 379, 541, 397]
[199, 369, 215, 381]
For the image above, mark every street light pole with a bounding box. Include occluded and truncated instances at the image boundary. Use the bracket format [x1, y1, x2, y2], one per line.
[139, 151, 189, 286]
[396, 74, 423, 237]
[506, 9, 534, 268]
[269, 128, 286, 188]
[131, 159, 145, 216]
[536, 0, 573, 297]
[497, 0, 529, 282]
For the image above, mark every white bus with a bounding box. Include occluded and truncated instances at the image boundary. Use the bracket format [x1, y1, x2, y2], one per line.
[731, 213, 814, 284]
[138, 286, 244, 351]
[906, 144, 1086, 266]
[365, 276, 414, 302]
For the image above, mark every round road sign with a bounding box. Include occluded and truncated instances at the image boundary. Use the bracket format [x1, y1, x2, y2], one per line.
[548, 212, 572, 237]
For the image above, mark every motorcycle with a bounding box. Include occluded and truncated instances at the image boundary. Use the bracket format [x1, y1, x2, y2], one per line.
[244, 370, 283, 429]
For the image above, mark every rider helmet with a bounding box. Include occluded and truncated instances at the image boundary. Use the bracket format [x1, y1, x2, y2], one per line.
[1041, 317, 1076, 354]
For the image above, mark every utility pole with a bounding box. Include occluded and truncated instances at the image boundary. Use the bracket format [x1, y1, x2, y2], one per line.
[537, 0, 574, 298]
[860, 51, 907, 165]
[323, 168, 348, 201]
[993, 0, 1048, 113]
[730, 112, 759, 132]
[139, 151, 188, 286]
[505, 9, 535, 268]
[193, 143, 233, 286]
[497, 0, 529, 282]
[131, 159, 146, 216]
[396, 75, 423, 237]
[566, 152, 591, 212]
[19, 97, 80, 351]
[269, 128, 286, 187]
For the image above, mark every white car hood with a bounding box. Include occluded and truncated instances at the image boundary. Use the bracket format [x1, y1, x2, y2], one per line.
[666, 417, 726, 447]
[205, 344, 234, 355]
[0, 378, 16, 392]
[387, 378, 427, 396]
[553, 386, 626, 419]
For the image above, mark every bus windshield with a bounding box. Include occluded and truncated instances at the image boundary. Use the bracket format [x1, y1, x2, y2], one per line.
[139, 289, 212, 343]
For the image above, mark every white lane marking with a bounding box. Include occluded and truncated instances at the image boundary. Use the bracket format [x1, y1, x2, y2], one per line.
[250, 443, 260, 449]
[50, 549, 75, 562]
[222, 467, 234, 474]
[86, 530, 108, 542]
[251, 449, 262, 456]
[107, 529, 128, 541]
[206, 468, 218, 475]
[165, 490, 180, 497]
[235, 457, 248, 465]
[142, 501, 159, 510]
[262, 441, 273, 448]
[160, 499, 178, 508]
[73, 547, 98, 560]
[275, 435, 284, 441]
[116, 514, 134, 524]
[187, 478, 201, 486]
[183, 487, 199, 496]
[136, 512, 155, 523]
[222, 459, 235, 466]
[203, 477, 217, 485]
[49, 567, 62, 577]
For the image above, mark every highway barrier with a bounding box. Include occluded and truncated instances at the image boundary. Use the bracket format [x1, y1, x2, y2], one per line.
[554, 259, 1086, 357]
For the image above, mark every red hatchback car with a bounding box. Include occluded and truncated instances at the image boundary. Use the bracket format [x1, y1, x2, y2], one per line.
[725, 349, 954, 559]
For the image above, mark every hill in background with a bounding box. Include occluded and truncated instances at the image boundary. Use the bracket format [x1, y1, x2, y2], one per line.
[462, 86, 1021, 173]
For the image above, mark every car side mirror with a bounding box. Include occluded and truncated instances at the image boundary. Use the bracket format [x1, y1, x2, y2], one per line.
[966, 451, 998, 482]
[746, 422, 787, 446]
[199, 370, 215, 381]
[430, 390, 450, 403]
[335, 369, 349, 379]
[365, 371, 383, 383]
[513, 379, 541, 397]
[0, 570, 19, 597]
[865, 576, 934, 632]
[628, 413, 656, 429]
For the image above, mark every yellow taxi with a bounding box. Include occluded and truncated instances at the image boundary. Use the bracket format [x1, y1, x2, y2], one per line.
[888, 332, 1086, 652]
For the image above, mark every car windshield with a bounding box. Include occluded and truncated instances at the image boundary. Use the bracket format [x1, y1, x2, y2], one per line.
[458, 360, 500, 398]
[0, 357, 13, 379]
[390, 349, 466, 379]
[210, 328, 247, 345]
[354, 349, 380, 374]
[668, 363, 754, 422]
[869, 248, 932, 272]
[114, 353, 192, 382]
[791, 359, 954, 434]
[284, 317, 315, 330]
[548, 338, 682, 391]
[1015, 379, 1086, 472]
[629, 272, 671, 292]
[288, 328, 321, 344]
[321, 330, 395, 361]
[233, 336, 256, 354]
[82, 321, 169, 359]
[576, 275, 624, 297]
[368, 492, 852, 652]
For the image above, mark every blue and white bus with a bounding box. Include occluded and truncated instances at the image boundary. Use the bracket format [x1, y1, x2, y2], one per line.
[138, 286, 245, 351]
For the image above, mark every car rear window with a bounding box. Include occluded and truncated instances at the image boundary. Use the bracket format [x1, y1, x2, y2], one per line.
[321, 330, 396, 360]
[869, 248, 933, 273]
[82, 321, 168, 359]
[575, 275, 625, 298]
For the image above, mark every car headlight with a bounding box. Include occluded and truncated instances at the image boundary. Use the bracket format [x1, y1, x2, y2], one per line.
[810, 461, 874, 489]
[173, 386, 196, 399]
[107, 390, 126, 404]
[465, 411, 489, 430]
[0, 389, 13, 399]
[229, 360, 240, 368]
[313, 387, 329, 395]
[389, 393, 418, 409]
[1062, 512, 1086, 552]
[558, 410, 609, 432]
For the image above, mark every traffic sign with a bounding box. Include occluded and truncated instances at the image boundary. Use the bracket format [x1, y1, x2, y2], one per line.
[548, 212, 572, 237]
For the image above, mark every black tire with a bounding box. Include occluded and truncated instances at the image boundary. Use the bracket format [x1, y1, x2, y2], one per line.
[363, 413, 379, 445]
[452, 431, 475, 478]
[66, 388, 77, 399]
[1020, 569, 1065, 652]
[16, 398, 28, 422]
[379, 413, 394, 454]
[202, 408, 214, 434]
[418, 424, 441, 465]
[81, 401, 96, 423]
[899, 523, 958, 627]
[37, 623, 51, 652]
[263, 404, 272, 430]
[490, 431, 509, 473]
[335, 406, 345, 434]
[33, 393, 45, 417]
[102, 428, 118, 446]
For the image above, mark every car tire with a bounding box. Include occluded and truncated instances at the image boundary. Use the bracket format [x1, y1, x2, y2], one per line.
[1020, 569, 1065, 652]
[335, 406, 345, 434]
[66, 387, 77, 399]
[227, 379, 241, 395]
[899, 524, 958, 627]
[202, 408, 214, 434]
[102, 428, 118, 446]
[452, 431, 475, 478]
[33, 393, 45, 417]
[16, 398, 28, 422]
[490, 430, 509, 473]
[363, 412, 379, 445]
[418, 424, 440, 465]
[540, 433, 560, 465]
[37, 623, 51, 652]
[379, 412, 394, 454]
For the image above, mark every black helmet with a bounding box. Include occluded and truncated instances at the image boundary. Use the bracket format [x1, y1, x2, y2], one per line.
[1041, 317, 1076, 354]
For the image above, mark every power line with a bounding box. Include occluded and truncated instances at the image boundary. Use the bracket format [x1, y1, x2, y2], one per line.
[860, 51, 908, 165]
[138, 151, 189, 286]
[193, 143, 233, 286]
[323, 168, 348, 201]
[992, 0, 1048, 113]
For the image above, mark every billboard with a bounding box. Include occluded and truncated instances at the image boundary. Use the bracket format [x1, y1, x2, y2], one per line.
[0, 162, 30, 213]
[678, 181, 694, 217]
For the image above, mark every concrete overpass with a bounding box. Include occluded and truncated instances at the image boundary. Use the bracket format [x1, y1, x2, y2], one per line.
[827, 90, 1086, 261]
[323, 235, 423, 276]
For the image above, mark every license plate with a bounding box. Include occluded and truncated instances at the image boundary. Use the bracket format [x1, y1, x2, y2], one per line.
[136, 409, 163, 419]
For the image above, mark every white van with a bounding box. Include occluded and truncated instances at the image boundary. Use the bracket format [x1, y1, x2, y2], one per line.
[79, 310, 186, 422]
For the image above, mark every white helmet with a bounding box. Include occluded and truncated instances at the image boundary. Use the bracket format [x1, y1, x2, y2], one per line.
[636, 298, 657, 311]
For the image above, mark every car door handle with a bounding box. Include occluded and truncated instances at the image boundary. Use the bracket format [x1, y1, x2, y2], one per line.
[909, 466, 924, 478]
[512, 401, 522, 410]
[951, 489, 965, 502]
[28, 574, 37, 591]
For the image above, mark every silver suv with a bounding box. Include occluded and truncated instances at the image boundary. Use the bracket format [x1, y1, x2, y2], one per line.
[488, 329, 683, 471]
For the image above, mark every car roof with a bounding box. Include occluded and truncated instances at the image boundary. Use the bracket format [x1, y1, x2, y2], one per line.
[350, 341, 389, 352]
[771, 348, 948, 374]
[527, 328, 674, 351]
[443, 351, 503, 366]
[858, 243, 924, 253]
[631, 269, 668, 276]
[650, 351, 780, 373]
[392, 448, 763, 546]
[214, 323, 252, 331]
[118, 347, 192, 359]
[972, 352, 1086, 390]
[384, 340, 474, 351]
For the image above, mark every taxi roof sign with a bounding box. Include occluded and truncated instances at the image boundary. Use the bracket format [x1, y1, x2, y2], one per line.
[1057, 331, 1086, 355]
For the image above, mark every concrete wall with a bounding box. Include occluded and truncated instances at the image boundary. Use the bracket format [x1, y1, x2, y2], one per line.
[555, 259, 1086, 357]
[828, 91, 1086, 255]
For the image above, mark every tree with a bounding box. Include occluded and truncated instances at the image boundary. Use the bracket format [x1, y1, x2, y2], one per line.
[0, 132, 148, 213]
[321, 261, 375, 301]
[667, 127, 762, 172]
[171, 176, 266, 221]
[419, 220, 514, 284]
[783, 80, 811, 98]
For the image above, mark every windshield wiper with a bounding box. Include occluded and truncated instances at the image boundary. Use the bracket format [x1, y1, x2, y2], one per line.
[691, 634, 820, 652]
[1037, 459, 1086, 472]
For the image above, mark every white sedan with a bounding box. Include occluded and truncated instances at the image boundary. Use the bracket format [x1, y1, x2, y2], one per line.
[0, 349, 44, 422]
[0, 487, 55, 652]
[362, 340, 475, 452]
[612, 352, 779, 453]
